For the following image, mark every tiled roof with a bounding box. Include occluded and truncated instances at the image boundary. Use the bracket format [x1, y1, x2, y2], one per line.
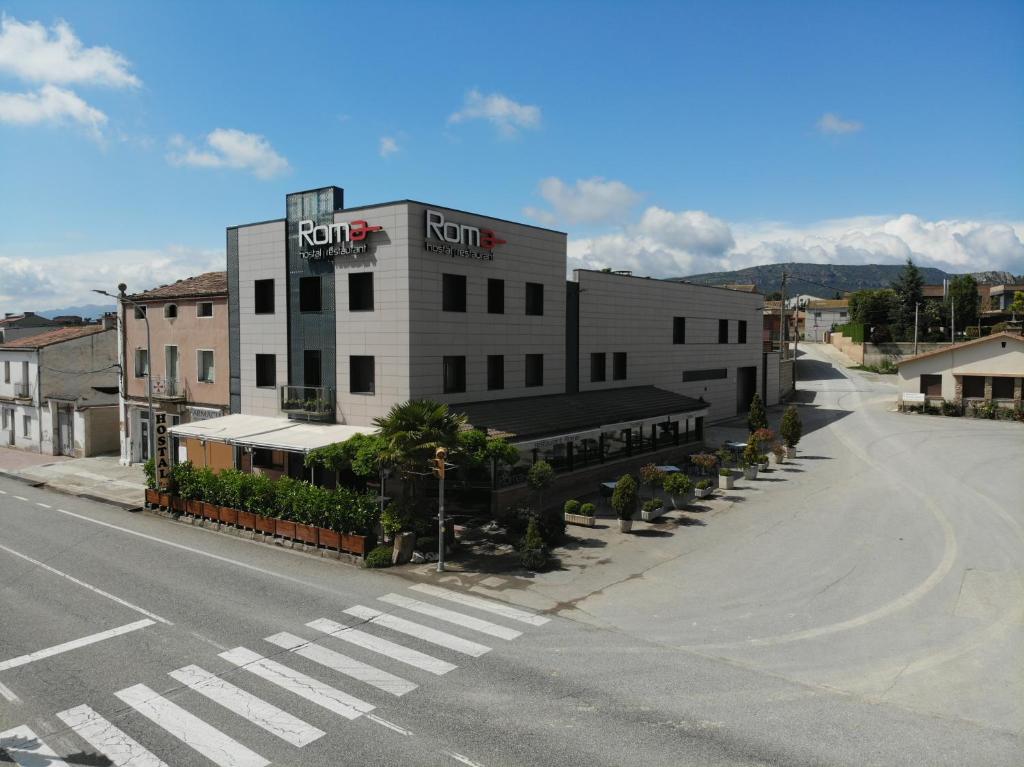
[0, 325, 108, 349]
[895, 331, 1024, 366]
[129, 271, 228, 301]
[723, 283, 758, 293]
[806, 299, 849, 309]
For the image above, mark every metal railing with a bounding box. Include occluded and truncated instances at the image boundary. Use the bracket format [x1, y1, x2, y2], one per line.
[13, 381, 29, 398]
[151, 376, 183, 398]
[280, 385, 335, 421]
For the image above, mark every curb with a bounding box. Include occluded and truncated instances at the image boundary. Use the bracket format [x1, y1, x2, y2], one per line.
[0, 469, 43, 487]
[0, 469, 142, 511]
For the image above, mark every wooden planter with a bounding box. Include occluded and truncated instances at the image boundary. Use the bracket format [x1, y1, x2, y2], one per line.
[237, 509, 256, 530]
[202, 501, 220, 520]
[342, 533, 371, 556]
[294, 523, 318, 546]
[170, 495, 186, 513]
[319, 528, 341, 550]
[275, 519, 297, 540]
[158, 492, 172, 509]
[144, 488, 160, 507]
[185, 498, 203, 517]
[218, 505, 238, 526]
[255, 515, 276, 535]
[564, 512, 596, 528]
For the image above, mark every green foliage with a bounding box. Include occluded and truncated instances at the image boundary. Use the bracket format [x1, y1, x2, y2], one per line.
[941, 400, 962, 417]
[171, 461, 199, 500]
[305, 433, 388, 478]
[217, 469, 248, 510]
[780, 405, 803, 448]
[142, 458, 157, 490]
[642, 498, 663, 513]
[835, 322, 866, 343]
[381, 501, 410, 538]
[611, 474, 638, 520]
[520, 516, 547, 571]
[579, 502, 596, 517]
[196, 466, 219, 504]
[365, 545, 394, 569]
[747, 392, 768, 432]
[663, 473, 692, 500]
[690, 452, 718, 473]
[696, 479, 711, 490]
[527, 460, 554, 492]
[750, 427, 774, 447]
[742, 441, 760, 467]
[244, 473, 276, 517]
[1010, 291, 1024, 318]
[456, 429, 520, 469]
[718, 467, 732, 477]
[715, 447, 733, 467]
[947, 274, 981, 333]
[849, 288, 897, 329]
[503, 504, 565, 547]
[563, 499, 581, 516]
[890, 258, 924, 340]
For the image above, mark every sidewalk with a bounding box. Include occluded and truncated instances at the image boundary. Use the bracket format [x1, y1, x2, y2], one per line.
[0, 448, 144, 509]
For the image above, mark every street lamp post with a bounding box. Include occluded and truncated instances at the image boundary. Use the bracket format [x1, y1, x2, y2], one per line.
[914, 302, 920, 355]
[94, 286, 155, 467]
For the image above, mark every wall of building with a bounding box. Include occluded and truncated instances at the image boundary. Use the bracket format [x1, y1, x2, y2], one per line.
[0, 401, 40, 451]
[779, 358, 794, 399]
[898, 338, 1024, 399]
[574, 271, 764, 422]
[764, 351, 781, 405]
[804, 308, 849, 341]
[75, 406, 119, 456]
[39, 330, 117, 401]
[829, 333, 865, 364]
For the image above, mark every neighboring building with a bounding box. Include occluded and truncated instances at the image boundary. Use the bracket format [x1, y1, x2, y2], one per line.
[0, 312, 64, 345]
[763, 300, 803, 348]
[987, 284, 1024, 313]
[119, 272, 229, 464]
[170, 186, 765, 485]
[0, 324, 118, 456]
[896, 331, 1024, 407]
[722, 283, 758, 294]
[804, 299, 850, 341]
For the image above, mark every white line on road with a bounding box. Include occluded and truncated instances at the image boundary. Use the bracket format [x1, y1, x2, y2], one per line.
[0, 680, 20, 703]
[0, 724, 71, 766]
[115, 683, 267, 767]
[0, 619, 155, 672]
[56, 704, 168, 767]
[306, 617, 457, 675]
[265, 631, 418, 696]
[35, 502, 51, 509]
[378, 593, 522, 640]
[12, 495, 27, 501]
[445, 750, 487, 767]
[409, 584, 550, 626]
[220, 647, 374, 720]
[366, 714, 411, 735]
[169, 664, 324, 747]
[344, 605, 491, 657]
[0, 542, 171, 625]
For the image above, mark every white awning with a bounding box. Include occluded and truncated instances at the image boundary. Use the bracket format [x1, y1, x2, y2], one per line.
[168, 413, 375, 454]
[169, 414, 294, 444]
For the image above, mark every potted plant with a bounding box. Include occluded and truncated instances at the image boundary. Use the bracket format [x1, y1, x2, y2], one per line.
[663, 473, 693, 508]
[770, 443, 786, 465]
[695, 479, 713, 499]
[690, 452, 718, 476]
[757, 454, 770, 472]
[780, 405, 802, 458]
[639, 463, 666, 501]
[520, 516, 547, 571]
[611, 474, 638, 532]
[715, 447, 733, 469]
[640, 498, 665, 522]
[718, 467, 735, 490]
[563, 499, 595, 528]
[742, 442, 759, 480]
[170, 461, 194, 514]
[748, 392, 768, 432]
[142, 458, 159, 507]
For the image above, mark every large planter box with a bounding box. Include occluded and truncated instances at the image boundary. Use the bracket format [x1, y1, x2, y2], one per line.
[295, 522, 318, 546]
[319, 528, 341, 550]
[201, 501, 219, 521]
[144, 488, 160, 507]
[170, 495, 186, 513]
[718, 473, 735, 490]
[342, 533, 371, 556]
[237, 509, 257, 530]
[695, 487, 713, 499]
[185, 499, 203, 517]
[743, 465, 758, 480]
[770, 452, 785, 466]
[254, 515, 276, 535]
[157, 492, 172, 509]
[218, 505, 238, 526]
[618, 519, 633, 533]
[785, 446, 797, 459]
[758, 462, 769, 472]
[275, 519, 297, 540]
[564, 512, 596, 528]
[640, 506, 666, 522]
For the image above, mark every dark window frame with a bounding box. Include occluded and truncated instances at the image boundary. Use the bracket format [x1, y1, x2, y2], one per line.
[303, 349, 322, 387]
[299, 276, 322, 313]
[348, 272, 374, 312]
[673, 317, 686, 344]
[718, 319, 729, 344]
[525, 282, 544, 316]
[255, 354, 276, 388]
[590, 352, 606, 382]
[350, 355, 375, 394]
[197, 302, 214, 318]
[443, 355, 467, 393]
[738, 320, 747, 344]
[682, 368, 728, 382]
[254, 279, 275, 314]
[487, 278, 505, 314]
[525, 354, 544, 387]
[487, 355, 504, 390]
[612, 352, 627, 381]
[992, 376, 1014, 399]
[442, 273, 467, 313]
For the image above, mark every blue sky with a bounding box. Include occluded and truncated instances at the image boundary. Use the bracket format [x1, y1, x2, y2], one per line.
[1, 0, 1022, 315]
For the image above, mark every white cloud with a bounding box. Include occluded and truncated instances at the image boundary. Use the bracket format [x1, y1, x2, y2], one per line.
[524, 177, 640, 226]
[816, 112, 863, 135]
[168, 128, 289, 179]
[0, 83, 106, 137]
[448, 89, 540, 137]
[379, 135, 399, 158]
[0, 16, 139, 88]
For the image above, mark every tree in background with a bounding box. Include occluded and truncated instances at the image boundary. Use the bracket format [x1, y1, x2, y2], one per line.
[889, 259, 924, 341]
[1009, 291, 1024, 323]
[849, 288, 897, 332]
[947, 275, 981, 337]
[747, 392, 768, 433]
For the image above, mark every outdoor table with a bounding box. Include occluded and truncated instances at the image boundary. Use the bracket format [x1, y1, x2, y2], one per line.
[655, 465, 681, 474]
[599, 481, 617, 499]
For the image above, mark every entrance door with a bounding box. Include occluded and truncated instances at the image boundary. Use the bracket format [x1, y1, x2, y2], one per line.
[736, 366, 758, 413]
[2, 407, 13, 445]
[57, 406, 74, 456]
[165, 346, 179, 395]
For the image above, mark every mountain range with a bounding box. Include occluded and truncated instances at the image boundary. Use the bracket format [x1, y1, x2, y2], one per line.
[674, 263, 1020, 296]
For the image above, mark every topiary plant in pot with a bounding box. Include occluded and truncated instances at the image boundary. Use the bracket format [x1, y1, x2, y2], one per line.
[520, 516, 548, 571]
[780, 405, 802, 457]
[663, 473, 693, 509]
[640, 498, 664, 522]
[718, 467, 735, 490]
[695, 479, 713, 499]
[611, 474, 638, 532]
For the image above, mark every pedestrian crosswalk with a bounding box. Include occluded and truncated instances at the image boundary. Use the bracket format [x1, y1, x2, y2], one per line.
[0, 583, 551, 766]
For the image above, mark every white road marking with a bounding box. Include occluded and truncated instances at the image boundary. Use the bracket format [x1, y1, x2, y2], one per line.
[0, 542, 171, 625]
[366, 714, 411, 735]
[378, 593, 522, 640]
[12, 495, 27, 501]
[409, 584, 550, 626]
[265, 631, 417, 696]
[445, 750, 487, 766]
[0, 724, 71, 766]
[56, 704, 168, 767]
[35, 502, 51, 509]
[0, 489, 7, 493]
[220, 647, 374, 720]
[344, 605, 491, 657]
[0, 680, 20, 703]
[306, 617, 457, 675]
[115, 683, 267, 767]
[0, 619, 155, 672]
[169, 664, 324, 747]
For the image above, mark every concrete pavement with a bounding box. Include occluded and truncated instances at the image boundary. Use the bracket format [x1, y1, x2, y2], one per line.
[0, 450, 144, 508]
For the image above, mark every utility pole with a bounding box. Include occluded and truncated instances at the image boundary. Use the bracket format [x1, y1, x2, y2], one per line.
[792, 297, 800, 389]
[779, 270, 788, 358]
[433, 447, 449, 572]
[914, 302, 920, 355]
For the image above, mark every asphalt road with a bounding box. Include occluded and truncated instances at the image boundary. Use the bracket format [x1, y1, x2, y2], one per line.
[0, 344, 1021, 766]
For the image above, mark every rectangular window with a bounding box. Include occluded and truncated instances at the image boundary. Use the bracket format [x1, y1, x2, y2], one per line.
[350, 356, 375, 394]
[487, 278, 504, 314]
[442, 273, 467, 312]
[487, 355, 504, 390]
[348, 272, 374, 312]
[304, 350, 322, 387]
[252, 448, 282, 470]
[718, 319, 729, 344]
[673, 317, 686, 344]
[197, 350, 215, 383]
[738, 320, 747, 344]
[525, 354, 544, 387]
[992, 377, 1014, 399]
[525, 282, 544, 316]
[612, 352, 627, 381]
[920, 374, 942, 397]
[299, 276, 322, 312]
[134, 349, 149, 377]
[255, 354, 276, 388]
[164, 304, 177, 319]
[682, 368, 728, 382]
[443, 356, 466, 393]
[134, 305, 147, 320]
[23, 415, 30, 437]
[961, 376, 985, 398]
[254, 279, 275, 314]
[197, 302, 213, 318]
[590, 352, 606, 382]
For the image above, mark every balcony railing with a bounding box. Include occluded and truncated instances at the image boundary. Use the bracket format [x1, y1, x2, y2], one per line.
[13, 381, 30, 399]
[151, 376, 184, 399]
[281, 385, 335, 421]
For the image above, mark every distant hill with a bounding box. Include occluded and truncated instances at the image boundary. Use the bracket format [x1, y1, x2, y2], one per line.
[673, 263, 1020, 295]
[38, 303, 115, 320]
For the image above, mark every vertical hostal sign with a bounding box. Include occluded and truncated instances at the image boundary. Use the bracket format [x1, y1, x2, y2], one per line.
[155, 413, 170, 487]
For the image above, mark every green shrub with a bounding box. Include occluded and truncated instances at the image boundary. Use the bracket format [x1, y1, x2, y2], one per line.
[143, 458, 157, 490]
[563, 499, 581, 516]
[696, 479, 711, 490]
[715, 448, 732, 468]
[780, 405, 802, 448]
[504, 504, 565, 547]
[196, 466, 219, 504]
[941, 400, 962, 417]
[579, 502, 596, 517]
[216, 469, 247, 509]
[171, 461, 199, 500]
[718, 467, 732, 477]
[381, 501, 408, 539]
[519, 516, 547, 571]
[642, 499, 663, 513]
[365, 545, 393, 569]
[611, 474, 638, 521]
[417, 535, 438, 553]
[747, 392, 768, 432]
[663, 473, 692, 507]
